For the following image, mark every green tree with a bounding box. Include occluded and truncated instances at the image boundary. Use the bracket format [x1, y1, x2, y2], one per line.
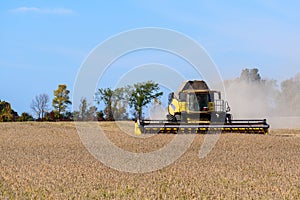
[44, 111, 56, 121]
[96, 87, 130, 121]
[87, 105, 97, 121]
[18, 112, 34, 121]
[79, 97, 88, 120]
[96, 111, 105, 121]
[0, 100, 13, 122]
[0, 100, 18, 122]
[111, 87, 130, 120]
[240, 68, 261, 83]
[74, 97, 97, 121]
[129, 81, 163, 119]
[96, 88, 114, 120]
[52, 84, 72, 119]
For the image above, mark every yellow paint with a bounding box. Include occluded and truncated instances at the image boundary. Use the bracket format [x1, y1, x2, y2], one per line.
[168, 99, 180, 115]
[179, 102, 187, 112]
[208, 102, 214, 112]
[135, 122, 141, 135]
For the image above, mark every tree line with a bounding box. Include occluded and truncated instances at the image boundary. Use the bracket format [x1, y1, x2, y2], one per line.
[0, 81, 163, 122]
[1, 68, 299, 122]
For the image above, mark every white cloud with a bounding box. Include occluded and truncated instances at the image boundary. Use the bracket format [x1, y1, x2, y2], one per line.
[13, 7, 40, 12]
[11, 7, 74, 15]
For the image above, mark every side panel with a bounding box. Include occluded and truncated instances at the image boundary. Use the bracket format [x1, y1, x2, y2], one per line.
[179, 102, 187, 112]
[168, 99, 180, 116]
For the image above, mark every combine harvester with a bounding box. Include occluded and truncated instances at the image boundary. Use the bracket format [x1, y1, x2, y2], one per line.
[135, 80, 269, 134]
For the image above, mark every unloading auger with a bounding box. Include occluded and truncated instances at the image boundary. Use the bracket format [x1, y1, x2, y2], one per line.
[135, 80, 269, 134]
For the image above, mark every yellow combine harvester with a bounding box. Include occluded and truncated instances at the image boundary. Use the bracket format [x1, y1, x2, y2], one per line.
[135, 80, 269, 134]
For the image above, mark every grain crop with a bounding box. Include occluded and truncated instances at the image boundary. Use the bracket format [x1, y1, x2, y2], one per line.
[0, 122, 299, 199]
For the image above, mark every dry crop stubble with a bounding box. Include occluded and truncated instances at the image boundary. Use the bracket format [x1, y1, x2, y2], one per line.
[0, 122, 299, 199]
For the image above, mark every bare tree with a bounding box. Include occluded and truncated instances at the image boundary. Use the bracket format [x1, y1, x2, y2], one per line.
[31, 94, 49, 119]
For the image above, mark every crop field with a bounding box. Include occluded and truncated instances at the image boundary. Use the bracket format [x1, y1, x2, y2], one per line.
[0, 122, 300, 199]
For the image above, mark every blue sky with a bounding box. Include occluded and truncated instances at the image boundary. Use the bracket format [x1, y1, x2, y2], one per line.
[1, 1, 300, 114]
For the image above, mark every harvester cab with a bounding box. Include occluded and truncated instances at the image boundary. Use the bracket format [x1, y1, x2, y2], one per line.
[135, 80, 269, 134]
[167, 80, 231, 124]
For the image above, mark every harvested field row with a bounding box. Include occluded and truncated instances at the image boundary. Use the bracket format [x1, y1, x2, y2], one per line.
[0, 122, 299, 199]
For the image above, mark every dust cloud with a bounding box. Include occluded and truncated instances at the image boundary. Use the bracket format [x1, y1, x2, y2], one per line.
[224, 69, 300, 129]
[148, 100, 168, 120]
